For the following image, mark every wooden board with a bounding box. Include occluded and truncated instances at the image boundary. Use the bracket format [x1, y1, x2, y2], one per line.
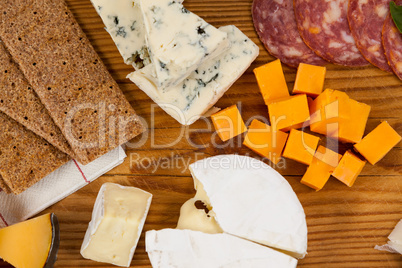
[1, 0, 402, 267]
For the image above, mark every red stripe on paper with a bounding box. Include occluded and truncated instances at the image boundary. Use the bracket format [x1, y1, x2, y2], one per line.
[73, 160, 89, 184]
[0, 213, 8, 227]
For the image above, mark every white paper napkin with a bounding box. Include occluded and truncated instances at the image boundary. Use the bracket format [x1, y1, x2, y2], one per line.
[0, 146, 127, 228]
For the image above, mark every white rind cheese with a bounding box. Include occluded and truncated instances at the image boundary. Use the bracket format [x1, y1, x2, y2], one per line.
[139, 0, 229, 88]
[146, 229, 298, 268]
[127, 25, 259, 125]
[89, 0, 151, 69]
[375, 219, 402, 254]
[189, 154, 308, 259]
[80, 183, 152, 267]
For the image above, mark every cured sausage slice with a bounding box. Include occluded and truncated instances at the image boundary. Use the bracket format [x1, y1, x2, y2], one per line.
[252, 0, 327, 67]
[382, 4, 402, 80]
[294, 0, 368, 66]
[348, 0, 392, 72]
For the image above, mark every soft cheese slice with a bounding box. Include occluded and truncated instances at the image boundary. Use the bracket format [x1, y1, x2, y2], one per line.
[146, 229, 298, 268]
[189, 154, 308, 258]
[375, 219, 402, 254]
[139, 0, 229, 88]
[128, 25, 259, 125]
[81, 183, 152, 267]
[90, 0, 151, 69]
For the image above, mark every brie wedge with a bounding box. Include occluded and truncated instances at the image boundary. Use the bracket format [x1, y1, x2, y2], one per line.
[81, 183, 152, 267]
[187, 154, 308, 259]
[128, 25, 259, 125]
[375, 219, 402, 254]
[138, 0, 229, 88]
[146, 229, 298, 268]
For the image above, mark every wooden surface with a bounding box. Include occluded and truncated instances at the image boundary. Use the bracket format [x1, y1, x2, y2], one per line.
[1, 0, 402, 267]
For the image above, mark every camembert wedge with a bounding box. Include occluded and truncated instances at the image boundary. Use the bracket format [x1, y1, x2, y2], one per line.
[81, 183, 152, 267]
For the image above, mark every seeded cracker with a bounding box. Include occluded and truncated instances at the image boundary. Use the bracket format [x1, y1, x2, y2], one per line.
[0, 112, 70, 195]
[0, 0, 145, 165]
[0, 42, 74, 157]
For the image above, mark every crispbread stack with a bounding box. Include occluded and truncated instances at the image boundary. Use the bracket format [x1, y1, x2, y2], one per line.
[0, 42, 74, 157]
[0, 112, 70, 194]
[0, 0, 145, 165]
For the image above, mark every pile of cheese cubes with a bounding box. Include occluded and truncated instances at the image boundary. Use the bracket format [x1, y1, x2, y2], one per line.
[211, 59, 401, 191]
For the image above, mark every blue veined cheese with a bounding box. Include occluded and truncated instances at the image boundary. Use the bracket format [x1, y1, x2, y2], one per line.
[139, 0, 230, 88]
[127, 25, 259, 125]
[90, 0, 152, 69]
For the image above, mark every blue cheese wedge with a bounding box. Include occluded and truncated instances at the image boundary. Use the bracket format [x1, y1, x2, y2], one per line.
[139, 0, 229, 88]
[90, 0, 151, 69]
[80, 183, 152, 267]
[146, 229, 298, 268]
[127, 25, 259, 125]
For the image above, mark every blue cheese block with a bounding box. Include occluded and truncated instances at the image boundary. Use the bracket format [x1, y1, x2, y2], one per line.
[127, 25, 259, 125]
[139, 0, 230, 88]
[90, 0, 151, 69]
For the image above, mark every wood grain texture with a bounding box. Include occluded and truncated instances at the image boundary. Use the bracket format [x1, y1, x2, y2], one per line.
[1, 0, 402, 267]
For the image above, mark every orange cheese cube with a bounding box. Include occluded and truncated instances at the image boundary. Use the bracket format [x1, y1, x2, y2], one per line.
[293, 63, 326, 97]
[283, 129, 320, 165]
[290, 96, 314, 130]
[211, 105, 247, 142]
[332, 151, 366, 187]
[329, 99, 371, 143]
[254, 59, 289, 105]
[309, 89, 350, 135]
[268, 94, 310, 131]
[243, 119, 289, 164]
[354, 121, 401, 165]
[301, 146, 342, 191]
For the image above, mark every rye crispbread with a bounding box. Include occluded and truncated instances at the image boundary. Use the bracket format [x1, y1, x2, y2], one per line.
[0, 112, 70, 195]
[0, 42, 74, 158]
[0, 175, 12, 194]
[0, 0, 145, 165]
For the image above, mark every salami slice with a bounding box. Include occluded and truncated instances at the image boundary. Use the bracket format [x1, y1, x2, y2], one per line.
[382, 6, 402, 80]
[252, 0, 327, 67]
[348, 0, 392, 72]
[294, 0, 368, 66]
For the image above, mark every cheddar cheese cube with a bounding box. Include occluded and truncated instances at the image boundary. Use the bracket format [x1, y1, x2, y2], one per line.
[301, 146, 342, 191]
[211, 105, 247, 142]
[309, 89, 350, 135]
[268, 94, 310, 131]
[243, 119, 288, 164]
[293, 63, 326, 97]
[283, 129, 320, 165]
[332, 151, 366, 187]
[289, 96, 314, 130]
[254, 59, 289, 105]
[330, 99, 370, 143]
[354, 121, 401, 165]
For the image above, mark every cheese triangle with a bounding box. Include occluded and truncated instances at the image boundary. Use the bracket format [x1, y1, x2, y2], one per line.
[146, 229, 297, 268]
[189, 154, 308, 258]
[138, 0, 229, 88]
[0, 213, 59, 268]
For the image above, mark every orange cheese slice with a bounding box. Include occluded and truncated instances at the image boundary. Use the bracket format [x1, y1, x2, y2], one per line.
[332, 151, 366, 187]
[283, 129, 320, 165]
[243, 119, 288, 164]
[253, 59, 289, 105]
[211, 104, 247, 142]
[354, 121, 401, 165]
[0, 213, 59, 268]
[293, 63, 326, 97]
[301, 146, 342, 191]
